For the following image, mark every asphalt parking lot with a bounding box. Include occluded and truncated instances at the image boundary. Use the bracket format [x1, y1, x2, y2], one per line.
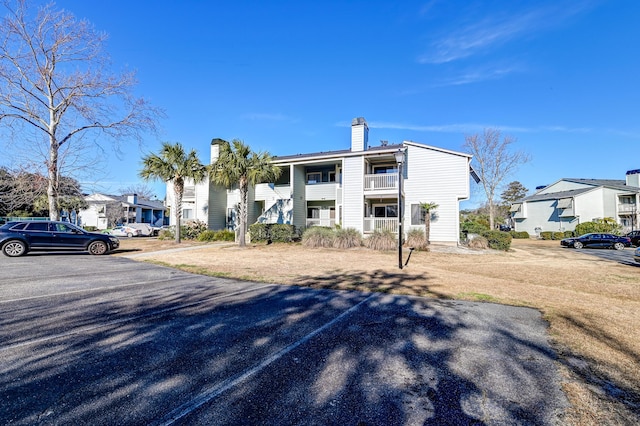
[0, 253, 568, 425]
[562, 245, 639, 266]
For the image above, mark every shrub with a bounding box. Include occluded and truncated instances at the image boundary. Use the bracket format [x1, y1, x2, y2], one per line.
[405, 228, 428, 250]
[333, 227, 362, 249]
[248, 223, 297, 243]
[509, 230, 530, 239]
[84, 226, 98, 232]
[575, 218, 622, 236]
[539, 231, 553, 240]
[302, 227, 335, 248]
[552, 232, 565, 240]
[461, 221, 490, 234]
[197, 229, 235, 242]
[481, 230, 512, 251]
[270, 224, 297, 242]
[364, 229, 397, 251]
[249, 223, 269, 242]
[564, 231, 575, 238]
[467, 235, 488, 249]
[181, 220, 208, 240]
[158, 227, 174, 240]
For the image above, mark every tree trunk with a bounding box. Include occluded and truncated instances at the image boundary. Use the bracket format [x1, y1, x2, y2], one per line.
[173, 178, 184, 244]
[47, 137, 59, 220]
[425, 215, 431, 245]
[488, 202, 495, 230]
[238, 179, 248, 247]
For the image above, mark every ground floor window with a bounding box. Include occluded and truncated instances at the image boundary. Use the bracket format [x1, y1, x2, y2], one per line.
[183, 209, 193, 219]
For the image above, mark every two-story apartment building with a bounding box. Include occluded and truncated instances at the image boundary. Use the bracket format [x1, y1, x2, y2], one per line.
[510, 170, 640, 236]
[79, 193, 167, 230]
[168, 117, 475, 245]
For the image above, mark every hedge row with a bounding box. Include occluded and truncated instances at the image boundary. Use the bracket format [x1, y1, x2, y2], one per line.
[539, 231, 574, 240]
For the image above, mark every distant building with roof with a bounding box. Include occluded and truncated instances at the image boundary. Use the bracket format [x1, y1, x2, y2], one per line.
[510, 171, 640, 235]
[78, 193, 167, 229]
[166, 117, 479, 245]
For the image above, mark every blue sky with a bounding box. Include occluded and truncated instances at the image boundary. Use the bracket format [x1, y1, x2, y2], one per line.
[18, 1, 640, 204]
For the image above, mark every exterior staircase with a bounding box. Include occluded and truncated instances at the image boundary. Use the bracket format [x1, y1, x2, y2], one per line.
[256, 199, 293, 224]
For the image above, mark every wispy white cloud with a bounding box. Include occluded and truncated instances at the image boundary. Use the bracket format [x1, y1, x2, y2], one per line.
[418, 2, 596, 64]
[435, 65, 521, 87]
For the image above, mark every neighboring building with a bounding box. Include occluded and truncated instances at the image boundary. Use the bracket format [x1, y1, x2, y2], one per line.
[78, 193, 167, 230]
[167, 117, 477, 245]
[511, 170, 640, 236]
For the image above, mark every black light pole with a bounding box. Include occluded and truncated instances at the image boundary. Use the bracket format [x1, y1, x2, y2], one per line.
[394, 148, 406, 269]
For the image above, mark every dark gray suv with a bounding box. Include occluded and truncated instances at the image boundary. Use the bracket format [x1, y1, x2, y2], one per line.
[625, 230, 640, 247]
[0, 221, 120, 257]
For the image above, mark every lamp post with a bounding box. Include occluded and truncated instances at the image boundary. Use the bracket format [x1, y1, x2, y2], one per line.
[394, 148, 406, 269]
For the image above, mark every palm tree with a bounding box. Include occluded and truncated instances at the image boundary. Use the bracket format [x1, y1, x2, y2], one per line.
[420, 202, 439, 245]
[209, 139, 281, 247]
[139, 142, 206, 243]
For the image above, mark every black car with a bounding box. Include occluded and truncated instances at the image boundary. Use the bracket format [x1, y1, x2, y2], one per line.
[560, 233, 631, 250]
[0, 221, 120, 257]
[625, 230, 640, 247]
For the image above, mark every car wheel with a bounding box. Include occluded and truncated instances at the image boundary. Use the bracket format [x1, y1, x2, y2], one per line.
[2, 240, 27, 257]
[613, 242, 625, 250]
[88, 241, 108, 255]
[573, 241, 583, 249]
[127, 232, 133, 237]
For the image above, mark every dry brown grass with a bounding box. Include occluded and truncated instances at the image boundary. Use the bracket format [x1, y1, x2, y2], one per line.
[115, 238, 640, 424]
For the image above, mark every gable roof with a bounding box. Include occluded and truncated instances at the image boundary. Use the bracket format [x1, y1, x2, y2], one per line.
[520, 187, 594, 202]
[272, 141, 472, 164]
[85, 193, 165, 210]
[562, 178, 630, 191]
[519, 177, 640, 203]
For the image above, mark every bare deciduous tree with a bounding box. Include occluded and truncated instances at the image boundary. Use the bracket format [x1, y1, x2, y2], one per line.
[0, 0, 161, 220]
[463, 129, 530, 230]
[118, 184, 157, 201]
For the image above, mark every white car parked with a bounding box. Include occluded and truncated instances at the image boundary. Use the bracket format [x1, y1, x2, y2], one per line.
[108, 226, 141, 237]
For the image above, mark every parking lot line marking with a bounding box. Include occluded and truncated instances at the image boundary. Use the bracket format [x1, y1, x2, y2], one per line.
[0, 285, 274, 352]
[155, 293, 377, 426]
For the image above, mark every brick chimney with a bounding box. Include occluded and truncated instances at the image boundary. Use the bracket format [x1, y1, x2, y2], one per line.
[351, 117, 369, 152]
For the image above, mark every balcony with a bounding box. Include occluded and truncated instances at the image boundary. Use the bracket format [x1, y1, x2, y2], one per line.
[364, 173, 398, 191]
[305, 182, 337, 201]
[618, 204, 637, 215]
[363, 217, 398, 234]
[254, 184, 291, 201]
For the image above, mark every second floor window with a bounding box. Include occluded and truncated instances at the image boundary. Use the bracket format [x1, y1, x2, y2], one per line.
[307, 172, 322, 184]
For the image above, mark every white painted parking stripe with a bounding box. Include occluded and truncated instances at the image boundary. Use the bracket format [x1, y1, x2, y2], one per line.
[155, 293, 377, 426]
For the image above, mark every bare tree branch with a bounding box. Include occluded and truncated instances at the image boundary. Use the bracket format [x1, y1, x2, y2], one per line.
[463, 128, 530, 229]
[0, 0, 163, 220]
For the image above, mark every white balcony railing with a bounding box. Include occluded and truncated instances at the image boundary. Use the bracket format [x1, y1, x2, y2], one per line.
[364, 173, 399, 191]
[306, 218, 336, 228]
[618, 204, 637, 214]
[363, 217, 398, 233]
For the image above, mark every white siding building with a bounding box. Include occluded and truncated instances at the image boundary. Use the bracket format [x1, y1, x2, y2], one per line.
[167, 117, 476, 245]
[79, 193, 167, 230]
[511, 171, 640, 235]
